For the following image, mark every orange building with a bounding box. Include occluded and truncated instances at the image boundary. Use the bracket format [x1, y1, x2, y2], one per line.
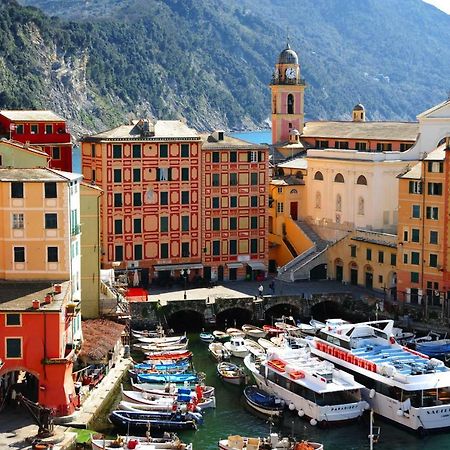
[397, 140, 449, 314]
[0, 110, 73, 172]
[201, 131, 268, 281]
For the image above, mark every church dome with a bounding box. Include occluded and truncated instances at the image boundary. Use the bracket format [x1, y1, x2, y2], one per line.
[278, 43, 298, 65]
[353, 103, 365, 111]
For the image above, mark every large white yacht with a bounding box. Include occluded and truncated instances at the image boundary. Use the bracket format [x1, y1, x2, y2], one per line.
[309, 319, 450, 434]
[244, 344, 368, 427]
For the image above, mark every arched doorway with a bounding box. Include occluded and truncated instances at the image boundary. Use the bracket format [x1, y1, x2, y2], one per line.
[218, 265, 224, 282]
[334, 258, 343, 282]
[0, 369, 39, 412]
[364, 265, 373, 289]
[349, 262, 358, 286]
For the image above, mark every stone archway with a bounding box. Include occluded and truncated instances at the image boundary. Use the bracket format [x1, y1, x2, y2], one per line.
[0, 368, 40, 412]
[166, 309, 205, 332]
[216, 307, 253, 330]
[265, 303, 301, 324]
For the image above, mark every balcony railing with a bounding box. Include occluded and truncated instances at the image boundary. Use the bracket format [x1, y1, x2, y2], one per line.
[71, 224, 81, 236]
[270, 77, 306, 86]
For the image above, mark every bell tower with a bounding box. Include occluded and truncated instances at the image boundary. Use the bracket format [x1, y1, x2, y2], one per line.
[270, 42, 305, 145]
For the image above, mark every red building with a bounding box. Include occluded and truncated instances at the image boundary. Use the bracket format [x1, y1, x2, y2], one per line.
[0, 110, 73, 172]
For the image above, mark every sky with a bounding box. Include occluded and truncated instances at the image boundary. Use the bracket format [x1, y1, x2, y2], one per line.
[422, 0, 450, 14]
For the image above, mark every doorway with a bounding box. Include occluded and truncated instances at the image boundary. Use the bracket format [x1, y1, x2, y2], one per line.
[290, 202, 298, 221]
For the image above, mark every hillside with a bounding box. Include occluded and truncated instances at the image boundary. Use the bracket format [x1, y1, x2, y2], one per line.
[4, 0, 450, 136]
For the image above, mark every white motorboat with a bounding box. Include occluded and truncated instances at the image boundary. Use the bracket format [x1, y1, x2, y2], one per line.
[209, 342, 231, 361]
[136, 333, 187, 344]
[244, 344, 368, 427]
[241, 324, 267, 339]
[217, 361, 246, 385]
[226, 327, 246, 338]
[213, 330, 229, 340]
[91, 433, 191, 450]
[224, 336, 248, 358]
[133, 341, 189, 353]
[218, 433, 323, 450]
[258, 338, 277, 351]
[118, 399, 176, 412]
[310, 319, 450, 433]
[243, 339, 265, 357]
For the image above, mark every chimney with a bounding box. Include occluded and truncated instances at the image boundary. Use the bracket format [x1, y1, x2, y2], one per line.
[32, 299, 40, 310]
[211, 130, 225, 142]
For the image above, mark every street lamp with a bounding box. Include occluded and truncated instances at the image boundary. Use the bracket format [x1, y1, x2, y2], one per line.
[181, 268, 190, 300]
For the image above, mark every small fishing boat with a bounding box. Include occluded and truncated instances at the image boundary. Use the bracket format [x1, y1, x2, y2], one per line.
[226, 327, 245, 338]
[414, 332, 450, 356]
[218, 433, 323, 450]
[130, 379, 215, 399]
[137, 334, 187, 345]
[392, 327, 415, 345]
[243, 339, 265, 357]
[297, 322, 317, 336]
[262, 325, 284, 336]
[119, 399, 176, 412]
[209, 342, 231, 361]
[145, 350, 192, 361]
[134, 341, 189, 353]
[213, 330, 229, 341]
[258, 338, 277, 351]
[200, 331, 215, 343]
[217, 361, 246, 385]
[132, 360, 190, 372]
[109, 410, 202, 434]
[137, 372, 198, 384]
[224, 336, 248, 358]
[241, 324, 266, 339]
[243, 385, 284, 417]
[274, 321, 301, 336]
[91, 433, 192, 450]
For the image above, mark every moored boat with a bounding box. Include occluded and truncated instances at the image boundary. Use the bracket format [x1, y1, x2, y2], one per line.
[137, 372, 198, 384]
[130, 378, 215, 399]
[213, 330, 229, 340]
[91, 433, 192, 450]
[209, 342, 231, 361]
[226, 327, 246, 338]
[243, 339, 265, 357]
[258, 338, 277, 351]
[200, 331, 215, 343]
[145, 350, 192, 361]
[217, 361, 246, 385]
[134, 341, 189, 353]
[243, 385, 284, 417]
[224, 336, 248, 358]
[137, 334, 187, 345]
[242, 324, 267, 339]
[262, 325, 284, 336]
[218, 433, 323, 450]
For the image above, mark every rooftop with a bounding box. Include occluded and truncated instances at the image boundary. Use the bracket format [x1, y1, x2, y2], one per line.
[0, 167, 75, 182]
[200, 133, 266, 150]
[0, 110, 66, 122]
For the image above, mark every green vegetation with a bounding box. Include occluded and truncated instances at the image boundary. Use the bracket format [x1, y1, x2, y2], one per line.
[3, 0, 450, 135]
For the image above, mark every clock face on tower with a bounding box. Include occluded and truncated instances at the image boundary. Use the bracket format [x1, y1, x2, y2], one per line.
[285, 67, 296, 80]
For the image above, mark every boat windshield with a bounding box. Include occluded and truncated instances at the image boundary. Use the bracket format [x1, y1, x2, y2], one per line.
[315, 389, 361, 406]
[401, 387, 450, 408]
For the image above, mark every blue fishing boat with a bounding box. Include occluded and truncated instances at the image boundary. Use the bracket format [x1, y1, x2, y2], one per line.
[243, 385, 285, 417]
[137, 372, 198, 384]
[133, 361, 190, 371]
[200, 332, 215, 343]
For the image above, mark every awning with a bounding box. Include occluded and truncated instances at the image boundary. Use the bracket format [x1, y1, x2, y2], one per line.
[153, 263, 203, 272]
[226, 262, 243, 269]
[247, 261, 268, 271]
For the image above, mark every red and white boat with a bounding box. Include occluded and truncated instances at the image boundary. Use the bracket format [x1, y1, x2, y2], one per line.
[262, 325, 284, 336]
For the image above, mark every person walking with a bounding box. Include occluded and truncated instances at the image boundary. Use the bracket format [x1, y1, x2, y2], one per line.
[269, 280, 275, 295]
[258, 284, 264, 299]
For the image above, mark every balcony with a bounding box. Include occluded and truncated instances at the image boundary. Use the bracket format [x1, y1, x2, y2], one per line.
[71, 224, 81, 236]
[270, 77, 306, 86]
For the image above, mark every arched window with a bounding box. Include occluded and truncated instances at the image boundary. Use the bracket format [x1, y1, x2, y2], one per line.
[314, 171, 323, 180]
[287, 94, 294, 114]
[315, 191, 321, 209]
[357, 175, 367, 185]
[358, 197, 365, 215]
[290, 189, 298, 194]
[334, 173, 345, 183]
[336, 194, 342, 212]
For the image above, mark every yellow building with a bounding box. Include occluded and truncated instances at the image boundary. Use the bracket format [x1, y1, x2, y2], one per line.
[80, 182, 103, 318]
[0, 139, 49, 168]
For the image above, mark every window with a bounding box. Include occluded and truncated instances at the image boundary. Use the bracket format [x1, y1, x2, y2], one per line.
[91, 144, 96, 157]
[132, 144, 141, 158]
[230, 173, 238, 186]
[159, 144, 168, 158]
[113, 169, 122, 183]
[229, 239, 237, 255]
[45, 124, 52, 134]
[314, 171, 324, 180]
[181, 242, 190, 258]
[230, 151, 237, 162]
[315, 140, 329, 149]
[335, 141, 349, 149]
[115, 245, 123, 261]
[44, 182, 57, 198]
[430, 231, 438, 244]
[160, 191, 168, 205]
[212, 152, 220, 163]
[378, 251, 384, 263]
[411, 251, 420, 265]
[287, 94, 294, 114]
[47, 246, 58, 262]
[212, 173, 220, 186]
[212, 240, 220, 256]
[409, 181, 422, 194]
[45, 213, 57, 229]
[426, 206, 439, 220]
[427, 182, 442, 195]
[160, 216, 169, 232]
[133, 192, 142, 206]
[11, 182, 23, 198]
[355, 142, 367, 151]
[350, 245, 357, 257]
[230, 196, 237, 207]
[358, 197, 365, 215]
[157, 168, 172, 181]
[212, 217, 221, 231]
[6, 338, 21, 358]
[134, 218, 142, 233]
[250, 196, 258, 207]
[429, 254, 438, 268]
[250, 173, 258, 185]
[412, 205, 420, 218]
[400, 143, 413, 151]
[160, 243, 169, 259]
[112, 144, 122, 158]
[366, 249, 372, 261]
[334, 173, 344, 183]
[248, 151, 258, 163]
[114, 193, 122, 207]
[134, 244, 143, 260]
[250, 238, 258, 253]
[428, 161, 443, 173]
[403, 254, 408, 264]
[181, 216, 189, 232]
[251, 216, 258, 229]
[181, 143, 189, 158]
[336, 194, 342, 212]
[13, 246, 25, 263]
[277, 202, 284, 213]
[52, 147, 60, 160]
[181, 191, 189, 204]
[133, 168, 141, 182]
[212, 197, 220, 208]
[12, 213, 23, 229]
[6, 314, 20, 326]
[411, 272, 419, 283]
[376, 142, 392, 151]
[229, 217, 237, 230]
[114, 219, 123, 234]
[411, 229, 420, 242]
[403, 230, 408, 242]
[356, 175, 367, 185]
[181, 168, 189, 181]
[16, 124, 24, 134]
[390, 253, 396, 266]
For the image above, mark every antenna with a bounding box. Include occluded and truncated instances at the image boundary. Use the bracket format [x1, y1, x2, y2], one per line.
[286, 27, 290, 48]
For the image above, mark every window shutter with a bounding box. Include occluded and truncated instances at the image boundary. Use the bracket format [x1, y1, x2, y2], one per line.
[156, 168, 160, 181]
[247, 151, 251, 162]
[258, 151, 262, 162]
[168, 168, 172, 181]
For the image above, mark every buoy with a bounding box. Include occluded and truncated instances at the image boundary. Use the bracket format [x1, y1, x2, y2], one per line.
[310, 418, 318, 426]
[289, 403, 296, 411]
[298, 409, 305, 417]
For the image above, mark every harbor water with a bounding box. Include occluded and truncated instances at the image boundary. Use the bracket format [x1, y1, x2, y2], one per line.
[93, 334, 450, 450]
